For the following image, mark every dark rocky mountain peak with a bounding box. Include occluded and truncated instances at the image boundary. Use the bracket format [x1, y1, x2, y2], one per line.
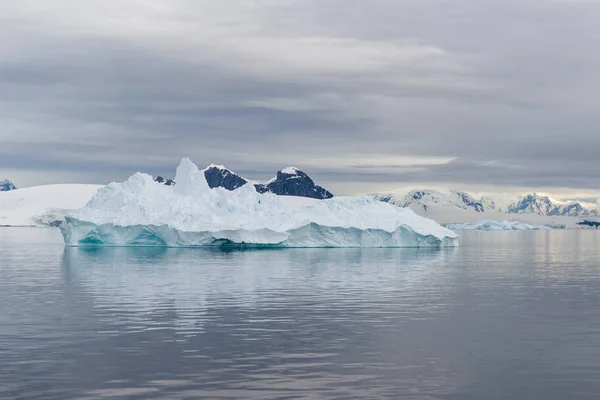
[198, 164, 333, 199]
[255, 167, 333, 199]
[203, 164, 248, 191]
[154, 176, 175, 186]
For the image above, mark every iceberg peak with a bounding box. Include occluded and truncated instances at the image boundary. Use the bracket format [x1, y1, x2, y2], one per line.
[174, 157, 208, 194]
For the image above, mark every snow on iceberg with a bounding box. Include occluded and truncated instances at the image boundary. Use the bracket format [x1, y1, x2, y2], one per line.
[60, 158, 459, 248]
[446, 220, 550, 231]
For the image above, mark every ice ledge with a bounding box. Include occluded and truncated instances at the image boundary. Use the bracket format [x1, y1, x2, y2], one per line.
[61, 218, 459, 248]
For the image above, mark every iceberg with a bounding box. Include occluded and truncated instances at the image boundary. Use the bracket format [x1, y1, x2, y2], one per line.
[60, 158, 459, 248]
[446, 220, 550, 231]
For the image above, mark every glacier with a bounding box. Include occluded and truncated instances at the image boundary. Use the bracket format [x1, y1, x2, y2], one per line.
[60, 158, 459, 248]
[0, 184, 103, 227]
[447, 220, 551, 231]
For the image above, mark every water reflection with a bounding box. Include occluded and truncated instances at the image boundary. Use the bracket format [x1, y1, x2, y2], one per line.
[3, 229, 600, 399]
[55, 246, 461, 399]
[61, 246, 459, 332]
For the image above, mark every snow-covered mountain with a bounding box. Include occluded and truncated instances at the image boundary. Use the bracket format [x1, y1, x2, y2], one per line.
[508, 193, 596, 217]
[202, 164, 334, 199]
[447, 220, 551, 231]
[1, 179, 16, 191]
[254, 167, 334, 199]
[372, 189, 503, 213]
[371, 189, 596, 217]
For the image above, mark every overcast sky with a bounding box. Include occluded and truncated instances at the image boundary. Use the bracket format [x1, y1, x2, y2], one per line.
[2, 0, 600, 199]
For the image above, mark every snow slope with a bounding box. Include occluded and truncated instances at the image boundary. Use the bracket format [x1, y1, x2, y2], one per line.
[0, 184, 103, 227]
[447, 220, 550, 231]
[371, 189, 501, 213]
[61, 158, 458, 248]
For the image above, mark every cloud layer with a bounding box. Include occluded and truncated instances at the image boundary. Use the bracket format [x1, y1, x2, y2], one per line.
[2, 0, 600, 198]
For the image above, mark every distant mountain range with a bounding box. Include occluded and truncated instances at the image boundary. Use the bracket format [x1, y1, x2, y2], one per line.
[508, 193, 595, 217]
[371, 189, 598, 217]
[0, 179, 16, 191]
[155, 164, 334, 200]
[8, 168, 595, 219]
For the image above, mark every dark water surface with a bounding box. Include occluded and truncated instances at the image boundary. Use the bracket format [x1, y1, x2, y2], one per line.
[1, 228, 600, 399]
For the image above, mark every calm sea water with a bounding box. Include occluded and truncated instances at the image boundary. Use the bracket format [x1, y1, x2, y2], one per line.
[1, 228, 600, 399]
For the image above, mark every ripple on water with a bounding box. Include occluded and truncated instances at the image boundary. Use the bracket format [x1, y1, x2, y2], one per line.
[2, 228, 600, 399]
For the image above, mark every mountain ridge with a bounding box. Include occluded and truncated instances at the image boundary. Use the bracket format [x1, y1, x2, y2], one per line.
[155, 164, 333, 199]
[371, 189, 598, 217]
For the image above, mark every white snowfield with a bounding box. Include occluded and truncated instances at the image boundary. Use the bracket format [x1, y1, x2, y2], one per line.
[447, 220, 551, 231]
[60, 158, 458, 248]
[0, 184, 103, 227]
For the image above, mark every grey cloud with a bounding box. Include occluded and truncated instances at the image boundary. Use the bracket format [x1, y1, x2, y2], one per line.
[1, 0, 600, 194]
